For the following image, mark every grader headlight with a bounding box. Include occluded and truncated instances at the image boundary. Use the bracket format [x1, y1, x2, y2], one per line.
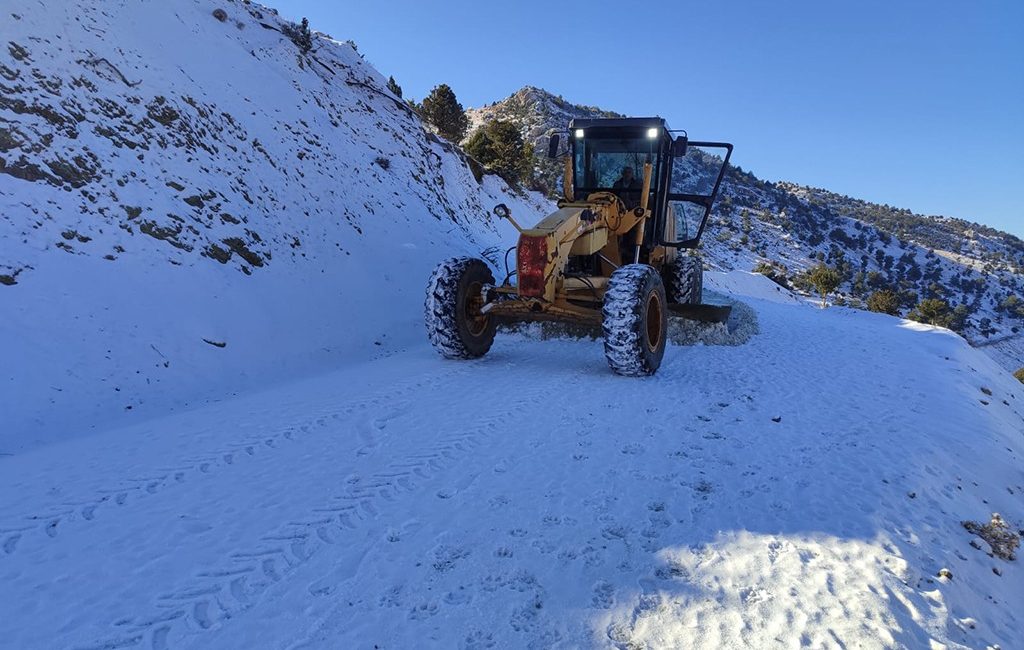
[517, 235, 548, 298]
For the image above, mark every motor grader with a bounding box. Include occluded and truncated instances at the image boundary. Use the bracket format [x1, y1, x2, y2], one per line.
[425, 117, 732, 376]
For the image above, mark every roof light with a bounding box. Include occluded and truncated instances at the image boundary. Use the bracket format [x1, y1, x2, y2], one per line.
[646, 127, 659, 139]
[574, 129, 584, 139]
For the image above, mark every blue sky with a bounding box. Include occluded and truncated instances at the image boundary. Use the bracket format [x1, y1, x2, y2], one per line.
[272, 0, 1023, 236]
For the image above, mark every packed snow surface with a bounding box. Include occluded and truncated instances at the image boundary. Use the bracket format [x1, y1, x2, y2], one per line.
[2, 276, 1022, 649]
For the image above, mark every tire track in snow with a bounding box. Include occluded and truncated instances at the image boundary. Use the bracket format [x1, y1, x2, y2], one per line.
[79, 367, 547, 650]
[0, 366, 471, 560]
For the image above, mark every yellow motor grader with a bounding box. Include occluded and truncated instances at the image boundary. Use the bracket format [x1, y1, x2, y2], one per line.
[425, 117, 732, 376]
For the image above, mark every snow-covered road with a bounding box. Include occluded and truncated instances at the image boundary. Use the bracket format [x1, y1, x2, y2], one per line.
[2, 295, 1022, 649]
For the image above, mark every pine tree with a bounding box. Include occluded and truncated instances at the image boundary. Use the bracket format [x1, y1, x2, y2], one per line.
[420, 84, 469, 143]
[866, 289, 900, 315]
[293, 18, 313, 53]
[464, 120, 533, 186]
[908, 298, 952, 327]
[807, 264, 841, 308]
[948, 304, 971, 333]
[386, 76, 403, 99]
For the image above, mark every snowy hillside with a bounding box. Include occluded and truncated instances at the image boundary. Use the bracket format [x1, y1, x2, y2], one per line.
[466, 88, 1024, 371]
[0, 0, 547, 450]
[2, 272, 1021, 649]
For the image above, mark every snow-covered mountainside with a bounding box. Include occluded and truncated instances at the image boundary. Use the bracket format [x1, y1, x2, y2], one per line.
[2, 272, 1022, 649]
[467, 87, 1024, 371]
[0, 0, 547, 450]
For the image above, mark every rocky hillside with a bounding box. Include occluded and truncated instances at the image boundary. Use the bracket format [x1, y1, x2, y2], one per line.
[467, 86, 623, 196]
[0, 0, 547, 448]
[467, 87, 1024, 369]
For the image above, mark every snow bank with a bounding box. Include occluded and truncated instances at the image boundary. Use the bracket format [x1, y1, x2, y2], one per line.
[705, 269, 805, 305]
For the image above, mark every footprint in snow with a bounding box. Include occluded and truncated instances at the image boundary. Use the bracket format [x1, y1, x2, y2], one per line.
[591, 581, 614, 609]
[444, 588, 473, 606]
[3, 534, 20, 554]
[408, 602, 439, 620]
[461, 630, 495, 650]
[740, 586, 773, 605]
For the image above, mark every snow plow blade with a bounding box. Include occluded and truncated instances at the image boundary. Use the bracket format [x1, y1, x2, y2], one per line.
[667, 302, 732, 323]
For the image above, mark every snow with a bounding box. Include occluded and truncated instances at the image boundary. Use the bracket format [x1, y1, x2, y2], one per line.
[704, 269, 806, 305]
[0, 0, 548, 452]
[2, 1, 1022, 648]
[2, 280, 1022, 649]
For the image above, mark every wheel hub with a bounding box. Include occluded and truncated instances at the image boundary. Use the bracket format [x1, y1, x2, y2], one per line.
[645, 291, 663, 353]
[464, 281, 489, 337]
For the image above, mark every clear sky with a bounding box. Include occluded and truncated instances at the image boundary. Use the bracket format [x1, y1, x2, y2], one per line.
[271, 0, 1023, 236]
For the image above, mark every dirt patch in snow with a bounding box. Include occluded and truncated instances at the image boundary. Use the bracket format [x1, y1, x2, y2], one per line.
[963, 513, 1020, 561]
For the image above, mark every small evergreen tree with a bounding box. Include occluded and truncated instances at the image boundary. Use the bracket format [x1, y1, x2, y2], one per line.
[464, 120, 533, 186]
[908, 298, 952, 327]
[421, 84, 469, 143]
[291, 17, 312, 53]
[753, 261, 789, 289]
[948, 304, 971, 333]
[807, 264, 841, 308]
[386, 76, 403, 98]
[866, 289, 901, 315]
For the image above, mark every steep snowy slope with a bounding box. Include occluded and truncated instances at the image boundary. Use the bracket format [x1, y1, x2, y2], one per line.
[0, 0, 547, 450]
[1, 273, 1021, 649]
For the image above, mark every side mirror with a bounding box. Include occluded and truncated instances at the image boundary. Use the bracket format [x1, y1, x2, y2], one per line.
[547, 133, 560, 159]
[672, 136, 688, 156]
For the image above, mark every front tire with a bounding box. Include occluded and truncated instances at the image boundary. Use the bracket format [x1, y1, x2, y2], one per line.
[664, 256, 703, 305]
[425, 257, 496, 359]
[602, 264, 668, 376]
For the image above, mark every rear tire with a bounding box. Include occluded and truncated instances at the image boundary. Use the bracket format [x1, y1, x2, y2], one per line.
[664, 256, 703, 305]
[602, 264, 668, 376]
[425, 257, 496, 359]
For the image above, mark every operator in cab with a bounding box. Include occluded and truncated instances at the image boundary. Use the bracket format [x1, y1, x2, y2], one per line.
[612, 166, 641, 209]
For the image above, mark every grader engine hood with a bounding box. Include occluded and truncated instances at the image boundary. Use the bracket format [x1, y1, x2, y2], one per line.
[516, 205, 611, 300]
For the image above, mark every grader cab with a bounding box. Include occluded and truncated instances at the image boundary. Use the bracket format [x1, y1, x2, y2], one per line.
[425, 117, 732, 376]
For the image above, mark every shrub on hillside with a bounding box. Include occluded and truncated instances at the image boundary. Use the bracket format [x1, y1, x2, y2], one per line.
[282, 17, 312, 53]
[806, 264, 840, 308]
[386, 76, 403, 98]
[866, 289, 901, 315]
[907, 298, 952, 327]
[1014, 367, 1024, 384]
[753, 261, 790, 289]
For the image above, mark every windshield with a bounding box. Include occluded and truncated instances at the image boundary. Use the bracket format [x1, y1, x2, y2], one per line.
[573, 137, 661, 198]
